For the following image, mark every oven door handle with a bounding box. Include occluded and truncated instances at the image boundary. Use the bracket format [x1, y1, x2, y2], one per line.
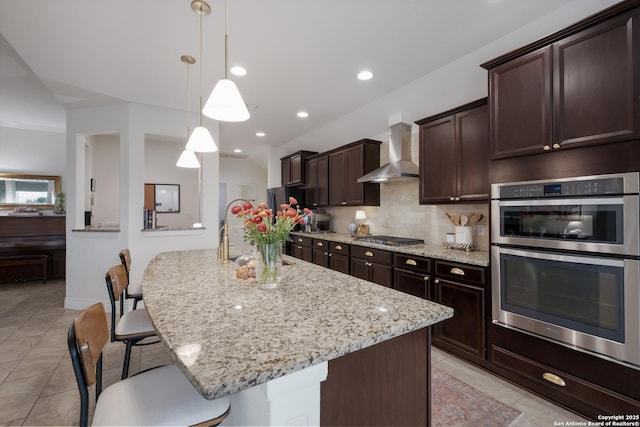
[496, 197, 624, 207]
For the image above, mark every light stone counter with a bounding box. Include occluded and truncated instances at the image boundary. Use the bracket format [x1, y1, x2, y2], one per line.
[291, 231, 490, 266]
[142, 248, 453, 404]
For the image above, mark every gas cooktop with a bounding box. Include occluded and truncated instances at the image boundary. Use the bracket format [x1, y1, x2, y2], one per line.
[353, 235, 425, 247]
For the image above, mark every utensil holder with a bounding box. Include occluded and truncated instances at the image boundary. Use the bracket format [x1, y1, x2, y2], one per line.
[455, 226, 473, 244]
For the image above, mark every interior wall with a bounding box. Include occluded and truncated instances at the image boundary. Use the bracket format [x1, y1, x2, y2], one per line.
[220, 157, 268, 246]
[89, 134, 119, 227]
[144, 137, 199, 228]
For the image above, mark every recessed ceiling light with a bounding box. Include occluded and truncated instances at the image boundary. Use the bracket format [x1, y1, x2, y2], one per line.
[297, 111, 309, 118]
[233, 148, 242, 153]
[256, 132, 266, 137]
[230, 66, 247, 77]
[357, 70, 374, 81]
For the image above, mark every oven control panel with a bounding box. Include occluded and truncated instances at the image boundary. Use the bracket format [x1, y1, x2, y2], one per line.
[498, 177, 625, 199]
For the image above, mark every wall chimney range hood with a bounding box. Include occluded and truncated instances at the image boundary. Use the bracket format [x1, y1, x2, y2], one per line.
[357, 122, 418, 183]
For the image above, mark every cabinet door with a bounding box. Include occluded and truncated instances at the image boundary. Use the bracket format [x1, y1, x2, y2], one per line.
[313, 248, 330, 268]
[281, 157, 292, 186]
[419, 116, 457, 203]
[329, 151, 346, 205]
[330, 253, 350, 275]
[433, 278, 485, 360]
[489, 46, 553, 159]
[457, 105, 489, 201]
[350, 258, 370, 281]
[394, 268, 429, 299]
[554, 12, 639, 149]
[317, 155, 329, 207]
[292, 244, 304, 260]
[370, 263, 393, 288]
[344, 145, 364, 205]
[290, 153, 302, 185]
[301, 246, 313, 263]
[306, 158, 318, 206]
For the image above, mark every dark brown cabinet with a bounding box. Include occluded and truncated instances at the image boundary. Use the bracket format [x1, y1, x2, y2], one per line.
[416, 99, 489, 204]
[483, 6, 640, 160]
[393, 253, 431, 300]
[312, 239, 330, 268]
[328, 140, 381, 206]
[291, 235, 313, 263]
[350, 246, 392, 287]
[306, 154, 329, 207]
[281, 151, 317, 186]
[432, 260, 486, 362]
[329, 241, 350, 275]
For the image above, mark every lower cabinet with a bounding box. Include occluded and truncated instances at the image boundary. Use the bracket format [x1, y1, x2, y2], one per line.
[312, 239, 329, 267]
[350, 246, 393, 287]
[329, 242, 350, 275]
[291, 235, 313, 263]
[432, 260, 487, 362]
[393, 253, 431, 299]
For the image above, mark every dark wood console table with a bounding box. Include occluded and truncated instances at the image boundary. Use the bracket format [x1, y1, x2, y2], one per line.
[0, 215, 66, 283]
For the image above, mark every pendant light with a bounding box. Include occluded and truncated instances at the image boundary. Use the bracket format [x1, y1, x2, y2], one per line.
[186, 0, 218, 153]
[202, 0, 250, 122]
[177, 55, 201, 168]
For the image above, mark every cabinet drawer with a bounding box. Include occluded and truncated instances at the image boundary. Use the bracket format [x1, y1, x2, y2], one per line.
[291, 235, 313, 247]
[313, 239, 328, 249]
[394, 253, 430, 273]
[329, 242, 350, 255]
[491, 345, 640, 416]
[434, 260, 485, 286]
[351, 246, 392, 264]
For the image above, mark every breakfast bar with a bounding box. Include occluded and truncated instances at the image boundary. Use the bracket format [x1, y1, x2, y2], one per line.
[142, 248, 453, 426]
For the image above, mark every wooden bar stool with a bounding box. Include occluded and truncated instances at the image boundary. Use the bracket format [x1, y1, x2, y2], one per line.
[105, 264, 158, 379]
[118, 249, 143, 313]
[68, 303, 230, 427]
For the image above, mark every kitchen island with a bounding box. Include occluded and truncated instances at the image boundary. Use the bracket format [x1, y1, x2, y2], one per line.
[142, 248, 453, 426]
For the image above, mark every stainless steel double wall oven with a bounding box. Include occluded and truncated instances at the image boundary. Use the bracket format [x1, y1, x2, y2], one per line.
[491, 172, 640, 368]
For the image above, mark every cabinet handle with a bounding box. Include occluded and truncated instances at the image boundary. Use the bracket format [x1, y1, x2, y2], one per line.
[542, 372, 566, 387]
[341, 201, 347, 205]
[335, 245, 342, 250]
[297, 245, 302, 249]
[450, 267, 465, 276]
[423, 276, 429, 281]
[328, 253, 332, 257]
[297, 238, 303, 242]
[324, 252, 329, 256]
[449, 196, 455, 201]
[434, 278, 440, 284]
[543, 145, 551, 151]
[455, 197, 460, 201]
[316, 242, 323, 247]
[364, 251, 374, 257]
[552, 143, 561, 149]
[405, 259, 417, 266]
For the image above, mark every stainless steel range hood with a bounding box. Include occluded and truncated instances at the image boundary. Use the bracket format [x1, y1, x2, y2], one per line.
[357, 122, 418, 183]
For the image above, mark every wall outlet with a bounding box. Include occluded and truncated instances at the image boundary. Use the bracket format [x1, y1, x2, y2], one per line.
[476, 224, 485, 236]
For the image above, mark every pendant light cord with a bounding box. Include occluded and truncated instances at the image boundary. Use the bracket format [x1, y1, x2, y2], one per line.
[186, 60, 191, 136]
[224, 0, 228, 79]
[199, 6, 204, 127]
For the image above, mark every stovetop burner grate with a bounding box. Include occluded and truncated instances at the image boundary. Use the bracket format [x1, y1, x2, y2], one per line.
[354, 235, 424, 247]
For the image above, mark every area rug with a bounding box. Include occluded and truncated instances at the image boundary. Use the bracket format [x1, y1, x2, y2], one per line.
[432, 368, 522, 427]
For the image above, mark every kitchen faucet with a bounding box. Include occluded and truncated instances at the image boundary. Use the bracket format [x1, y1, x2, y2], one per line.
[218, 198, 250, 263]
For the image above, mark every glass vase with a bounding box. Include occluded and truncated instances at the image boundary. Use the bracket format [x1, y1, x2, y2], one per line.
[256, 242, 282, 289]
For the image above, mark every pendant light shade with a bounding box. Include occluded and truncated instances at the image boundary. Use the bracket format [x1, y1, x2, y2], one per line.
[176, 149, 201, 168]
[203, 78, 250, 122]
[186, 125, 218, 152]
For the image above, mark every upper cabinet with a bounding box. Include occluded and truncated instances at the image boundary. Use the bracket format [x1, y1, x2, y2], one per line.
[483, 4, 640, 160]
[328, 139, 381, 206]
[281, 151, 317, 186]
[306, 154, 329, 207]
[416, 99, 489, 204]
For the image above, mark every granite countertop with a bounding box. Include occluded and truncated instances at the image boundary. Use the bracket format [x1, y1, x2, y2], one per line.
[142, 249, 453, 400]
[290, 231, 490, 267]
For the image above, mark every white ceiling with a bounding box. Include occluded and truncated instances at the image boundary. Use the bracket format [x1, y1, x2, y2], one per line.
[0, 0, 586, 159]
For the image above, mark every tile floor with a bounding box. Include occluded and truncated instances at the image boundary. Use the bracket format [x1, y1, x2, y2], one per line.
[0, 279, 589, 426]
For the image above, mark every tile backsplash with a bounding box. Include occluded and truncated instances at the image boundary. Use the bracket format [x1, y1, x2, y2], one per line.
[323, 179, 489, 251]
